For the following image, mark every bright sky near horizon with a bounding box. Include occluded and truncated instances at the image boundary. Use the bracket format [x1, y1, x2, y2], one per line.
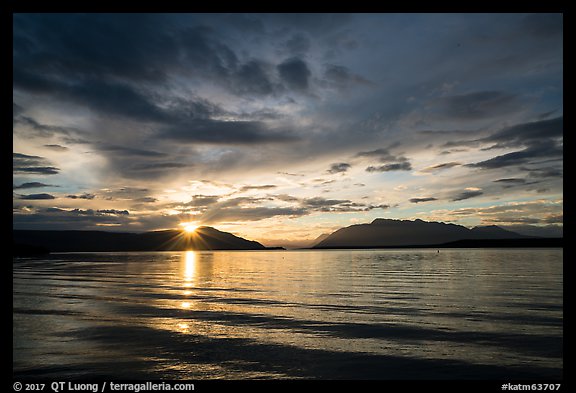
[13, 13, 563, 247]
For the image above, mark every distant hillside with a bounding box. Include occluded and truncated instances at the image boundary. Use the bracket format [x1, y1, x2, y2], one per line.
[314, 218, 535, 249]
[13, 226, 266, 252]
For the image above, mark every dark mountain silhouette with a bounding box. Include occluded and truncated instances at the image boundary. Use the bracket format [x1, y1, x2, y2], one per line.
[469, 225, 528, 239]
[314, 218, 539, 249]
[13, 226, 267, 253]
[309, 233, 330, 247]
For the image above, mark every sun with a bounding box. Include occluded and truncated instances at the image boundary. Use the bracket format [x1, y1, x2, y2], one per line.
[180, 223, 198, 233]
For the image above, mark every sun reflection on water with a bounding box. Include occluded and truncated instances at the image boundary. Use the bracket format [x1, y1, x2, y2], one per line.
[182, 251, 195, 287]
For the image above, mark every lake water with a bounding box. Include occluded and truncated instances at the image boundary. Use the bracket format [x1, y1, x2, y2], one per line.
[13, 249, 563, 380]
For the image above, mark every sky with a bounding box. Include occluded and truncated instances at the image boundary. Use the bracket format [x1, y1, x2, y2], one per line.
[13, 13, 563, 247]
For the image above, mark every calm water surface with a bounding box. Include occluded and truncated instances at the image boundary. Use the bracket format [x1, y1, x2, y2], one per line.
[13, 249, 563, 379]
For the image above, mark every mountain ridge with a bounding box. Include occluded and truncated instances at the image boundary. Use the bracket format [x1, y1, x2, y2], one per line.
[313, 218, 538, 249]
[13, 226, 269, 253]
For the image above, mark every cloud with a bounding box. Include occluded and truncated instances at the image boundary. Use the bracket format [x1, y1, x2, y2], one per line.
[134, 197, 158, 203]
[366, 162, 412, 172]
[13, 182, 56, 190]
[327, 162, 351, 174]
[13, 153, 60, 175]
[356, 147, 401, 162]
[493, 178, 532, 189]
[200, 206, 308, 224]
[300, 197, 389, 213]
[520, 13, 563, 38]
[96, 144, 167, 157]
[67, 193, 96, 200]
[493, 178, 527, 184]
[183, 195, 221, 208]
[444, 117, 564, 171]
[432, 91, 522, 120]
[44, 144, 69, 151]
[277, 57, 311, 92]
[409, 197, 438, 203]
[13, 206, 132, 230]
[322, 64, 372, 90]
[482, 116, 563, 149]
[420, 162, 461, 172]
[357, 146, 412, 173]
[97, 209, 130, 215]
[444, 200, 563, 225]
[18, 193, 56, 200]
[303, 197, 350, 208]
[11, 14, 563, 237]
[527, 167, 563, 178]
[451, 189, 484, 201]
[284, 33, 311, 55]
[13, 113, 75, 138]
[468, 141, 561, 169]
[232, 60, 276, 96]
[239, 185, 277, 192]
[130, 162, 190, 171]
[160, 119, 297, 144]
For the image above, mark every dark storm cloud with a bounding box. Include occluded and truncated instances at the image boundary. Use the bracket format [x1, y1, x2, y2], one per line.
[13, 182, 56, 190]
[232, 60, 276, 96]
[13, 153, 60, 175]
[409, 197, 438, 203]
[433, 91, 522, 120]
[284, 33, 311, 55]
[179, 25, 239, 80]
[322, 64, 372, 90]
[277, 57, 311, 92]
[13, 14, 175, 83]
[96, 144, 167, 157]
[14, 13, 301, 152]
[482, 116, 563, 149]
[327, 162, 351, 174]
[520, 13, 563, 38]
[451, 190, 484, 202]
[266, 13, 354, 35]
[18, 193, 56, 200]
[160, 119, 296, 144]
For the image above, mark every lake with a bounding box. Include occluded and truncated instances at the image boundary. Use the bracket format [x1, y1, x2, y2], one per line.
[13, 249, 563, 380]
